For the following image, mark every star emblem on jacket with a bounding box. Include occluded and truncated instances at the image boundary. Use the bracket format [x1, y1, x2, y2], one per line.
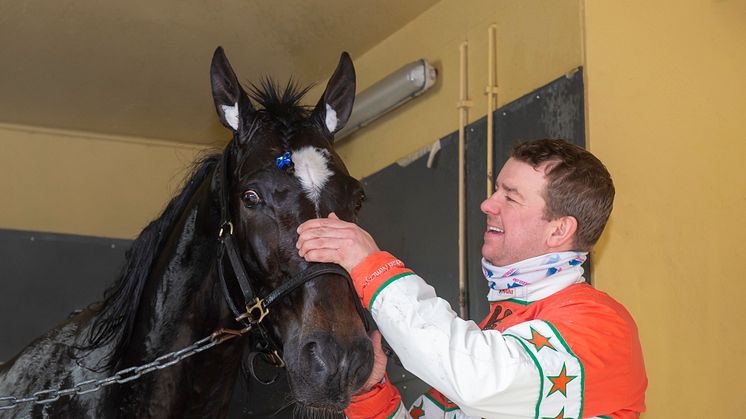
[547, 364, 577, 397]
[526, 327, 556, 351]
[409, 401, 425, 419]
[543, 407, 573, 419]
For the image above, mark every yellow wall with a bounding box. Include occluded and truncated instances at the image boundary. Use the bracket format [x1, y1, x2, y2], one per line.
[584, 0, 746, 417]
[2, 0, 584, 242]
[327, 0, 584, 179]
[0, 123, 209, 238]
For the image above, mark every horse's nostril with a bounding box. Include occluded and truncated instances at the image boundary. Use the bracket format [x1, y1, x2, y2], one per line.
[302, 338, 339, 381]
[346, 338, 374, 390]
[307, 342, 327, 374]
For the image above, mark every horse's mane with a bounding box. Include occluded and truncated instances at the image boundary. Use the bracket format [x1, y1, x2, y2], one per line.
[82, 154, 220, 368]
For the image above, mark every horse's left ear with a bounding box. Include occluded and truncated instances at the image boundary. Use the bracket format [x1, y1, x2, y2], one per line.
[314, 52, 356, 137]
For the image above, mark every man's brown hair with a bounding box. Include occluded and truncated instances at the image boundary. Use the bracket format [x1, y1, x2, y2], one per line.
[511, 139, 615, 251]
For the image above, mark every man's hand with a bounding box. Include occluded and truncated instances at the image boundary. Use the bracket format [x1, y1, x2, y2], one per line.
[296, 212, 380, 273]
[358, 330, 388, 394]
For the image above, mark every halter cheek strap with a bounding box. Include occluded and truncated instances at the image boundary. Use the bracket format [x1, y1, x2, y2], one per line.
[214, 147, 368, 370]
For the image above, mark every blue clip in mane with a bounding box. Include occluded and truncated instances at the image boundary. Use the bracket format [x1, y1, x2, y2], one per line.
[276, 151, 293, 170]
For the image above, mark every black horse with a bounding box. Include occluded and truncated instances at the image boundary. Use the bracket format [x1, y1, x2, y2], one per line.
[0, 47, 372, 418]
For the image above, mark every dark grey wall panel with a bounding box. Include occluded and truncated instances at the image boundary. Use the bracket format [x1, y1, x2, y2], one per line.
[0, 229, 131, 361]
[358, 68, 585, 406]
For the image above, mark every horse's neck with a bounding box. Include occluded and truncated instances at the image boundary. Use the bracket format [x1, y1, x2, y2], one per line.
[115, 177, 244, 415]
[127, 182, 221, 346]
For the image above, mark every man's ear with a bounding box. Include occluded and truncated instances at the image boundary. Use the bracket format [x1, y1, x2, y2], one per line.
[547, 215, 578, 249]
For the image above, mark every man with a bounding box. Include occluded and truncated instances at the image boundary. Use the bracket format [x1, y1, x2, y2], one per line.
[296, 139, 647, 418]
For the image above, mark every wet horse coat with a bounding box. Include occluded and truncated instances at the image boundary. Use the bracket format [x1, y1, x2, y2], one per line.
[0, 47, 371, 417]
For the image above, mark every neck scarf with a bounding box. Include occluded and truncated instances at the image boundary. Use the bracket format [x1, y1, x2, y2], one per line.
[482, 252, 588, 303]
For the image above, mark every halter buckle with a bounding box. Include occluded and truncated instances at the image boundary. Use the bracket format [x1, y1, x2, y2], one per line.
[266, 350, 285, 368]
[236, 297, 269, 324]
[218, 221, 234, 239]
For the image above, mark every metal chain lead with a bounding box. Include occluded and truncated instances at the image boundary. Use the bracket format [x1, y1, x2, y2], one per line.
[0, 327, 250, 411]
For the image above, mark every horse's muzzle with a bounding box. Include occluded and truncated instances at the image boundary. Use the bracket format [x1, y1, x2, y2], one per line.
[296, 331, 373, 407]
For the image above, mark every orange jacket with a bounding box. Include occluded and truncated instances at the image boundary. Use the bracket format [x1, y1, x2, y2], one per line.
[345, 252, 646, 419]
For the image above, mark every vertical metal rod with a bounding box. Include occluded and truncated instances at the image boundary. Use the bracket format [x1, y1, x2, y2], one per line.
[457, 41, 472, 319]
[486, 24, 498, 198]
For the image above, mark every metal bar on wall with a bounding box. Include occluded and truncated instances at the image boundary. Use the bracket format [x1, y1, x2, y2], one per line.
[457, 41, 473, 319]
[485, 24, 498, 198]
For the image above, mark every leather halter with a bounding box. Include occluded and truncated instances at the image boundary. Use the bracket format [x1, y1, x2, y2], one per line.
[214, 146, 368, 369]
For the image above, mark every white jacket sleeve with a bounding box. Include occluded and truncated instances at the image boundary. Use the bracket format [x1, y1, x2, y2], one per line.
[370, 273, 541, 419]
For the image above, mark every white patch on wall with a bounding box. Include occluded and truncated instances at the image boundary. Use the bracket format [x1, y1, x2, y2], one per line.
[221, 103, 239, 130]
[293, 146, 333, 212]
[325, 104, 338, 133]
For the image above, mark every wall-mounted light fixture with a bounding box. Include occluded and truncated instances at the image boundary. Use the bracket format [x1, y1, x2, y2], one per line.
[335, 59, 437, 141]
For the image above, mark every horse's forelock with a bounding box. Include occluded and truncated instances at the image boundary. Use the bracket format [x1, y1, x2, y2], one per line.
[249, 77, 314, 121]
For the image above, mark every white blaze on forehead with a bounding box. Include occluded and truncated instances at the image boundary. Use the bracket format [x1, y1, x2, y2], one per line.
[293, 146, 333, 210]
[325, 104, 338, 133]
[221, 103, 239, 130]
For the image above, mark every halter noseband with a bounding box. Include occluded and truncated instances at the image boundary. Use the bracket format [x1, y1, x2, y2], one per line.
[214, 147, 368, 372]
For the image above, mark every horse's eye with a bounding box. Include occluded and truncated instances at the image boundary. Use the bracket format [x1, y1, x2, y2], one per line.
[241, 190, 262, 208]
[354, 191, 366, 212]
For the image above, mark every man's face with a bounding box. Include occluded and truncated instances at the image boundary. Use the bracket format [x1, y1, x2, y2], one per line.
[480, 158, 555, 266]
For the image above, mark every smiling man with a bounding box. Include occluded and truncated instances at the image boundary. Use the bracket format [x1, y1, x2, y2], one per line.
[296, 139, 647, 419]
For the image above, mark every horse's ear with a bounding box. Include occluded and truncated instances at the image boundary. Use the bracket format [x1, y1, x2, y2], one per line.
[210, 47, 253, 133]
[314, 52, 356, 137]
